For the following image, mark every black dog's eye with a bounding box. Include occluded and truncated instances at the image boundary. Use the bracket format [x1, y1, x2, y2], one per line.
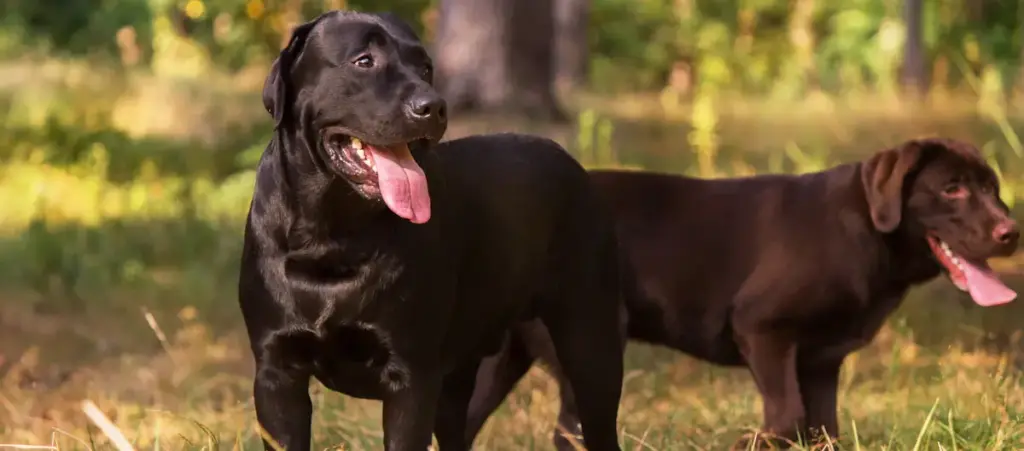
[942, 183, 968, 199]
[421, 64, 433, 79]
[353, 55, 375, 69]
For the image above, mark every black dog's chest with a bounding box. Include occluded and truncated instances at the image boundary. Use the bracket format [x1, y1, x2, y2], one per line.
[284, 239, 410, 325]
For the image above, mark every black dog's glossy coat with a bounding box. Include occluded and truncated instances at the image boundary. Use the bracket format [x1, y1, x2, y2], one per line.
[238, 11, 624, 451]
[464, 138, 1020, 449]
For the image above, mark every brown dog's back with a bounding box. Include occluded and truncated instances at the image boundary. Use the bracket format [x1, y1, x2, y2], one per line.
[466, 139, 1020, 449]
[589, 167, 871, 364]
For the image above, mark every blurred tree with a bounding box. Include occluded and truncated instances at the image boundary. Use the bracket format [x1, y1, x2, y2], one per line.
[554, 0, 591, 93]
[434, 0, 564, 120]
[901, 0, 927, 96]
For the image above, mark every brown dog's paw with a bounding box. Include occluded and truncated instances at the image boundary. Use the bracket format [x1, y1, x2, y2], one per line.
[805, 429, 841, 450]
[731, 431, 796, 450]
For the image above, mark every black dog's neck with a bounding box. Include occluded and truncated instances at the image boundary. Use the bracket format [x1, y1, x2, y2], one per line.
[273, 127, 385, 231]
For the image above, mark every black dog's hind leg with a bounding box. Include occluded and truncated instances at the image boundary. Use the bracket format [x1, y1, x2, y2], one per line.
[253, 360, 313, 451]
[541, 306, 623, 451]
[540, 236, 625, 451]
[463, 333, 535, 445]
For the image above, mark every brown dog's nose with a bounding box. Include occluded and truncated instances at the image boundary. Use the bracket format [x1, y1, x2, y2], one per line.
[993, 220, 1020, 245]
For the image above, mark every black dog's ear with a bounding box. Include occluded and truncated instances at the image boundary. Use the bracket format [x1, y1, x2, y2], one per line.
[263, 18, 321, 128]
[860, 141, 925, 233]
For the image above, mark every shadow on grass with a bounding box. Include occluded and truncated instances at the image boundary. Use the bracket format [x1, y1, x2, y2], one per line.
[0, 215, 245, 379]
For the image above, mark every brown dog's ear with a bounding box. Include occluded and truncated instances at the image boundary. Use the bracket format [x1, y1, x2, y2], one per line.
[263, 17, 321, 128]
[860, 141, 925, 233]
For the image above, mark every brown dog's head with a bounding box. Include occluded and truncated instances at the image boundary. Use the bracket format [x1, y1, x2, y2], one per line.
[861, 138, 1019, 306]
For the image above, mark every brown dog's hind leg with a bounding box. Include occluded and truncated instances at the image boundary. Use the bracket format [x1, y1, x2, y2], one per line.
[433, 359, 483, 451]
[550, 370, 583, 451]
[464, 334, 535, 445]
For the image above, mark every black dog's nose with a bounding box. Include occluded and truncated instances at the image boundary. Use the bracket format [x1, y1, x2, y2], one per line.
[406, 94, 446, 121]
[993, 221, 1020, 245]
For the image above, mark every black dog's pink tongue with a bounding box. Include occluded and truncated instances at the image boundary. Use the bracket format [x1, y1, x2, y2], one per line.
[962, 260, 1016, 306]
[365, 143, 430, 224]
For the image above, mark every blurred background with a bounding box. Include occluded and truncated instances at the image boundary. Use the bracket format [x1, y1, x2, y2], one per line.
[3, 0, 1024, 449]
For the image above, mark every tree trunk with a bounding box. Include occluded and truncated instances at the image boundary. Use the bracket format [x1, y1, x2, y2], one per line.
[434, 0, 564, 120]
[900, 0, 928, 97]
[553, 0, 591, 93]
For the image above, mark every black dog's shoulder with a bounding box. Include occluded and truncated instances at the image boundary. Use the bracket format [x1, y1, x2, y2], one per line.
[438, 133, 572, 161]
[436, 133, 586, 189]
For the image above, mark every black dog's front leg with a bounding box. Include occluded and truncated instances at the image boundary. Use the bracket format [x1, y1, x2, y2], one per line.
[382, 369, 444, 451]
[254, 365, 313, 451]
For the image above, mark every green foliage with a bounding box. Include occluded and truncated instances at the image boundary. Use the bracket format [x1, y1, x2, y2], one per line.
[2, 0, 1022, 97]
[0, 0, 155, 60]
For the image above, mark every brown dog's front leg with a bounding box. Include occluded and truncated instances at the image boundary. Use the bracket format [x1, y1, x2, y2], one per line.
[433, 359, 482, 451]
[383, 370, 443, 451]
[737, 332, 805, 448]
[798, 356, 844, 444]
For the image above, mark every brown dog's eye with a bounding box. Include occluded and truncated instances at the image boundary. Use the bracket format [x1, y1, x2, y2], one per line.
[353, 55, 374, 68]
[942, 183, 968, 199]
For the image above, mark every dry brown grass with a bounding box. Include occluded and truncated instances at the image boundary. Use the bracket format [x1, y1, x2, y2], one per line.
[2, 275, 1024, 450]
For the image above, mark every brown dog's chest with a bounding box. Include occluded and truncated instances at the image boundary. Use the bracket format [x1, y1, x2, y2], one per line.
[793, 292, 905, 362]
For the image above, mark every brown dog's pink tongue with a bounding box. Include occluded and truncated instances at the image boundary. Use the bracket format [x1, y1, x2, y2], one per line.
[365, 143, 431, 224]
[962, 260, 1016, 306]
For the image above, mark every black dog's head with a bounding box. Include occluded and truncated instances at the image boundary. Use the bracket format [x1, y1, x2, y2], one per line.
[862, 137, 1020, 306]
[263, 11, 447, 224]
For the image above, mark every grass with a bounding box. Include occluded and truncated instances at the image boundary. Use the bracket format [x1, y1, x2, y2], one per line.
[4, 57, 1024, 449]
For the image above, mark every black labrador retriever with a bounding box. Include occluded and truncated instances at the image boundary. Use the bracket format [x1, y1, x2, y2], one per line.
[463, 138, 1019, 449]
[238, 10, 625, 451]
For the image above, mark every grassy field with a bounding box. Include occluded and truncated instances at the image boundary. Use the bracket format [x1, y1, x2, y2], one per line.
[5, 59, 1024, 450]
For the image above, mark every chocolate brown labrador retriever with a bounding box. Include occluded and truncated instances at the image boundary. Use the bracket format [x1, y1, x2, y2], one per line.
[463, 138, 1019, 449]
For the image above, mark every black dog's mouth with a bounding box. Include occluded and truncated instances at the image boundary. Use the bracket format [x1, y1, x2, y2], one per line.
[322, 131, 434, 224]
[925, 234, 1016, 306]
[323, 133, 377, 183]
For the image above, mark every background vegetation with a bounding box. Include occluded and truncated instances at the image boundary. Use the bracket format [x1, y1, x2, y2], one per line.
[4, 0, 1024, 449]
